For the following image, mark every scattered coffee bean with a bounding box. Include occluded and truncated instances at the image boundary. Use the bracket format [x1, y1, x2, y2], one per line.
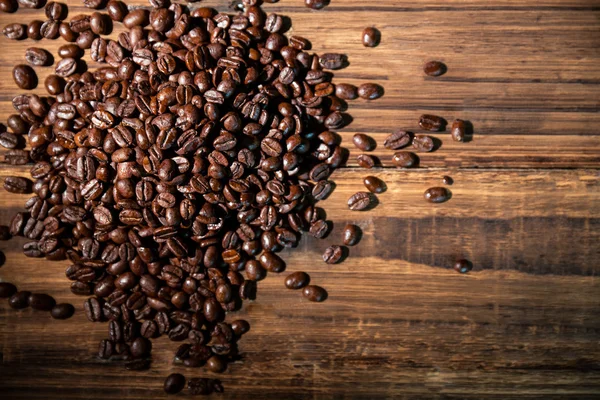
[51, 303, 75, 319]
[384, 130, 411, 150]
[107, 0, 127, 21]
[412, 135, 435, 152]
[342, 224, 361, 246]
[392, 151, 419, 168]
[26, 20, 43, 39]
[353, 133, 375, 151]
[0, 226, 11, 240]
[12, 65, 37, 90]
[0, 282, 17, 298]
[305, 0, 328, 10]
[207, 355, 226, 373]
[25, 47, 52, 66]
[8, 291, 31, 309]
[0, 0, 17, 13]
[302, 285, 327, 302]
[424, 60, 447, 77]
[319, 53, 346, 70]
[454, 259, 472, 274]
[348, 192, 372, 211]
[358, 83, 383, 100]
[442, 176, 453, 185]
[323, 245, 343, 264]
[18, 0, 44, 8]
[29, 293, 56, 311]
[4, 176, 32, 194]
[424, 187, 451, 203]
[309, 219, 329, 239]
[451, 119, 467, 142]
[419, 114, 446, 131]
[363, 176, 386, 194]
[55, 57, 77, 77]
[356, 154, 375, 169]
[45, 2, 66, 20]
[44, 74, 65, 95]
[83, 0, 104, 9]
[3, 23, 25, 39]
[335, 83, 358, 100]
[284, 271, 310, 290]
[362, 27, 380, 47]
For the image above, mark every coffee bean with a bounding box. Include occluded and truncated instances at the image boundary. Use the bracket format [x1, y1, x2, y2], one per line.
[131, 337, 151, 358]
[7, 115, 29, 135]
[363, 176, 386, 194]
[98, 339, 114, 359]
[302, 285, 327, 302]
[58, 44, 83, 59]
[27, 20, 43, 39]
[188, 378, 219, 396]
[58, 22, 77, 42]
[353, 133, 375, 151]
[55, 58, 77, 77]
[3, 23, 25, 40]
[309, 219, 329, 239]
[454, 259, 472, 273]
[123, 8, 149, 29]
[44, 74, 65, 95]
[83, 0, 104, 8]
[342, 224, 361, 246]
[9, 291, 31, 309]
[285, 271, 310, 290]
[357, 83, 383, 100]
[90, 12, 110, 35]
[442, 176, 453, 185]
[412, 135, 435, 152]
[424, 61, 447, 77]
[323, 245, 343, 264]
[0, 0, 17, 12]
[25, 48, 52, 66]
[4, 176, 32, 194]
[319, 53, 346, 70]
[362, 27, 380, 47]
[384, 130, 411, 150]
[356, 154, 375, 169]
[419, 114, 446, 131]
[45, 1, 66, 20]
[29, 293, 56, 311]
[164, 373, 186, 394]
[451, 119, 467, 142]
[41, 19, 60, 39]
[424, 187, 451, 203]
[12, 65, 37, 90]
[0, 132, 19, 149]
[348, 192, 372, 211]
[18, 0, 43, 8]
[51, 303, 75, 319]
[0, 282, 17, 298]
[305, 0, 328, 10]
[84, 297, 103, 322]
[107, 0, 127, 21]
[335, 83, 358, 100]
[392, 151, 419, 168]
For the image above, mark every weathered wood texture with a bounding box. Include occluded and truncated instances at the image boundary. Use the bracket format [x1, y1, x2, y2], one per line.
[0, 0, 600, 399]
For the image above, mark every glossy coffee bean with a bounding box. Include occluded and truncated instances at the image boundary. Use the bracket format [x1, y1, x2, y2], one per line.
[342, 224, 361, 246]
[353, 133, 375, 151]
[392, 151, 419, 168]
[454, 259, 472, 274]
[302, 285, 327, 302]
[357, 83, 383, 100]
[419, 114, 446, 131]
[29, 293, 56, 311]
[424, 60, 447, 77]
[348, 192, 372, 211]
[424, 187, 451, 203]
[451, 119, 467, 142]
[363, 176, 385, 194]
[442, 176, 453, 185]
[164, 373, 186, 394]
[284, 271, 310, 290]
[51, 303, 75, 319]
[384, 130, 411, 150]
[356, 154, 375, 169]
[12, 65, 37, 90]
[0, 282, 17, 298]
[9, 291, 31, 309]
[362, 27, 380, 47]
[323, 245, 343, 264]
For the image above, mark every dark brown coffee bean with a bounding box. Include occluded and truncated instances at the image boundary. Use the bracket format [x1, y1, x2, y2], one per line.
[0, 282, 17, 298]
[335, 83, 358, 100]
[348, 192, 372, 211]
[419, 114, 446, 131]
[362, 27, 380, 47]
[312, 180, 333, 200]
[90, 12, 109, 35]
[442, 176, 453, 185]
[98, 339, 114, 359]
[353, 133, 375, 151]
[58, 44, 83, 59]
[358, 83, 383, 100]
[323, 245, 343, 264]
[107, 0, 127, 21]
[164, 373, 186, 394]
[29, 293, 56, 311]
[3, 23, 25, 40]
[305, 0, 328, 10]
[0, 0, 17, 12]
[284, 271, 309, 290]
[384, 130, 411, 150]
[392, 151, 419, 168]
[18, 0, 43, 8]
[319, 53, 346, 70]
[84, 297, 103, 322]
[12, 65, 37, 90]
[454, 259, 472, 274]
[0, 132, 19, 149]
[259, 251, 285, 273]
[363, 176, 386, 194]
[59, 22, 77, 42]
[451, 119, 467, 142]
[123, 8, 149, 29]
[342, 224, 361, 246]
[4, 176, 32, 194]
[7, 115, 29, 134]
[9, 291, 31, 309]
[412, 135, 435, 152]
[45, 1, 66, 19]
[356, 154, 375, 169]
[25, 48, 51, 66]
[51, 303, 75, 319]
[324, 111, 345, 129]
[302, 285, 327, 302]
[424, 187, 451, 203]
[55, 58, 77, 77]
[309, 219, 329, 239]
[424, 61, 447, 77]
[44, 74, 65, 95]
[83, 0, 104, 8]
[41, 19, 60, 39]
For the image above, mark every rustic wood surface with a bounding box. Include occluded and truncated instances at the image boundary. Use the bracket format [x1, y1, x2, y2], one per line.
[1, 0, 600, 398]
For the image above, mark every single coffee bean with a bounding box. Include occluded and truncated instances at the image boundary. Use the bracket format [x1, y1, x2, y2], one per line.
[442, 176, 453, 185]
[206, 355, 226, 373]
[335, 83, 358, 100]
[319, 53, 346, 70]
[384, 130, 411, 150]
[305, 0, 328, 9]
[90, 12, 109, 35]
[323, 245, 343, 264]
[83, 0, 104, 8]
[45, 1, 66, 20]
[0, 282, 17, 298]
[55, 57, 78, 77]
[188, 378, 217, 396]
[0, 0, 17, 12]
[18, 0, 44, 8]
[348, 192, 372, 211]
[0, 226, 11, 240]
[424, 60, 447, 77]
[107, 0, 127, 21]
[353, 133, 375, 151]
[392, 151, 419, 168]
[131, 337, 151, 358]
[284, 271, 310, 290]
[51, 303, 75, 319]
[3, 23, 25, 39]
[4, 176, 32, 194]
[27, 20, 43, 40]
[59, 22, 77, 42]
[0, 132, 19, 149]
[342, 224, 361, 246]
[123, 8, 149, 29]
[309, 219, 329, 239]
[451, 119, 467, 142]
[98, 339, 114, 359]
[7, 115, 28, 134]
[9, 291, 31, 309]
[356, 154, 375, 169]
[164, 373, 186, 394]
[58, 44, 83, 59]
[419, 114, 446, 131]
[412, 135, 435, 152]
[302, 285, 327, 302]
[424, 187, 451, 203]
[454, 259, 472, 273]
[41, 19, 60, 39]
[362, 27, 380, 47]
[363, 176, 386, 194]
[25, 47, 52, 66]
[44, 74, 65, 95]
[76, 30, 96, 49]
[357, 83, 383, 100]
[29, 293, 56, 311]
[12, 65, 37, 90]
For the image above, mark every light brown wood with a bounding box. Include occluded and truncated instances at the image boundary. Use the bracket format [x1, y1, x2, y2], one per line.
[0, 0, 599, 399]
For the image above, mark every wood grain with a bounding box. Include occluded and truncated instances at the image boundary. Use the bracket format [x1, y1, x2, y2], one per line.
[0, 0, 599, 399]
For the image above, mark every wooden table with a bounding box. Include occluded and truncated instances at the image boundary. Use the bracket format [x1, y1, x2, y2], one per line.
[1, 0, 599, 398]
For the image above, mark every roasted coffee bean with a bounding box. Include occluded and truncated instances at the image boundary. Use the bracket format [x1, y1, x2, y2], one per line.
[356, 154, 375, 169]
[335, 83, 358, 100]
[424, 187, 451, 203]
[12, 65, 37, 90]
[29, 293, 56, 311]
[419, 114, 446, 131]
[357, 83, 383, 100]
[348, 192, 372, 211]
[312, 180, 333, 200]
[18, 0, 44, 8]
[76, 30, 96, 49]
[51, 303, 75, 319]
[309, 219, 329, 239]
[7, 115, 29, 134]
[90, 12, 109, 35]
[302, 285, 327, 302]
[454, 259, 472, 274]
[284, 271, 310, 290]
[41, 19, 60, 39]
[384, 130, 411, 150]
[44, 74, 65, 95]
[98, 339, 114, 359]
[0, 282, 17, 298]
[9, 291, 31, 309]
[319, 53, 346, 70]
[107, 0, 127, 21]
[362, 27, 380, 47]
[451, 119, 467, 142]
[3, 23, 25, 40]
[424, 60, 447, 77]
[342, 224, 361, 246]
[0, 0, 17, 12]
[131, 337, 151, 358]
[392, 151, 419, 168]
[59, 22, 77, 42]
[164, 373, 186, 394]
[0, 226, 11, 241]
[25, 48, 52, 66]
[26, 20, 43, 40]
[55, 58, 77, 77]
[84, 297, 103, 322]
[323, 245, 343, 264]
[45, 1, 66, 19]
[188, 378, 219, 396]
[412, 135, 435, 152]
[0, 132, 19, 149]
[58, 44, 83, 59]
[231, 319, 250, 336]
[123, 8, 149, 29]
[83, 0, 104, 8]
[442, 176, 453, 185]
[363, 176, 386, 194]
[4, 176, 32, 194]
[353, 133, 375, 151]
[305, 0, 328, 10]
